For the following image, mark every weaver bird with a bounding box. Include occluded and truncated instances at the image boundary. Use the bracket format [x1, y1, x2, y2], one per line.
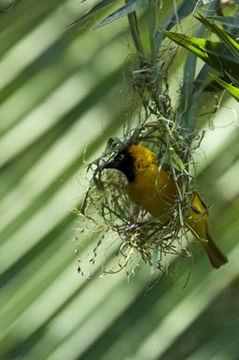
[103, 144, 228, 268]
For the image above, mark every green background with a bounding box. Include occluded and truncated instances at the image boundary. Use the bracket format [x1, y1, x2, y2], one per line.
[0, 1, 239, 359]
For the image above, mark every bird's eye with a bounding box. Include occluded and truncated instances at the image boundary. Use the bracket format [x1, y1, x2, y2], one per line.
[118, 153, 124, 161]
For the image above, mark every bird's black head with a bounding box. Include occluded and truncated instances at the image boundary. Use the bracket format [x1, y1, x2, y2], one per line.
[102, 149, 135, 183]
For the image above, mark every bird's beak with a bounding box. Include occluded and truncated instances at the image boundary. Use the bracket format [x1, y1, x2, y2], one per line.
[101, 160, 119, 170]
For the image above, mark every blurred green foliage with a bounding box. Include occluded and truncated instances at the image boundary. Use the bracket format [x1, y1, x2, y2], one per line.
[0, 1, 239, 359]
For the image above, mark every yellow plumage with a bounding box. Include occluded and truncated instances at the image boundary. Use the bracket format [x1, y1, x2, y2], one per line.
[127, 145, 176, 221]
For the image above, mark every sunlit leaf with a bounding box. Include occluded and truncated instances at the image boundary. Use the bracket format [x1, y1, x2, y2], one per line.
[162, 30, 239, 78]
[211, 73, 239, 101]
[194, 14, 239, 58]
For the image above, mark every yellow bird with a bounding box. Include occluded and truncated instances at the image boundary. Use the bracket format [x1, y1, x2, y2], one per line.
[103, 144, 228, 268]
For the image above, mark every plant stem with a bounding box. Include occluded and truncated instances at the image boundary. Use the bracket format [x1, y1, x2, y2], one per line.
[148, 0, 158, 65]
[126, 2, 144, 64]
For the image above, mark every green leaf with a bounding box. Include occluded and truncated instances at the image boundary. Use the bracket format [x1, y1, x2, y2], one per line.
[207, 15, 239, 29]
[68, 0, 118, 28]
[161, 30, 239, 79]
[226, 72, 239, 88]
[194, 14, 239, 59]
[211, 73, 239, 101]
[94, 0, 148, 29]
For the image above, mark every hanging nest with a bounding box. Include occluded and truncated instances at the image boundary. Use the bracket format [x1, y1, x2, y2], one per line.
[75, 112, 203, 277]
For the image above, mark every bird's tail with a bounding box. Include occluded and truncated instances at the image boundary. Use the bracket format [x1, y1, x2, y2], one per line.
[205, 228, 228, 269]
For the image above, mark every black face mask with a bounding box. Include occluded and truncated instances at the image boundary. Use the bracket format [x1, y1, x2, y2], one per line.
[102, 149, 135, 183]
